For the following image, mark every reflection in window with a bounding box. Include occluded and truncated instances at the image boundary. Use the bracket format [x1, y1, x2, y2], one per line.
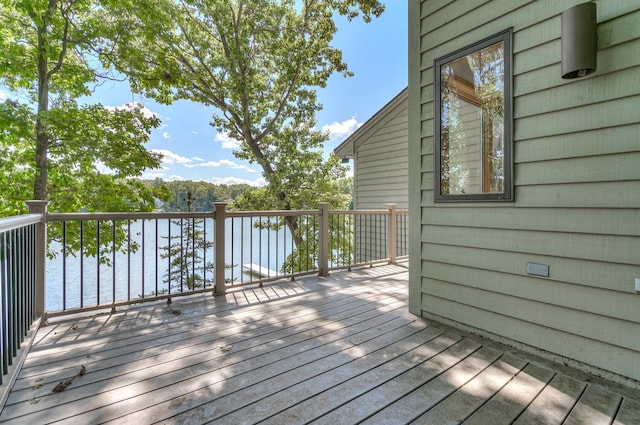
[435, 30, 512, 201]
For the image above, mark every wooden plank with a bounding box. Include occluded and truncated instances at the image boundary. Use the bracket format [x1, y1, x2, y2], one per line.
[514, 373, 587, 425]
[1, 265, 638, 425]
[22, 283, 404, 368]
[564, 385, 624, 425]
[613, 396, 640, 425]
[309, 337, 483, 425]
[12, 287, 406, 394]
[216, 326, 447, 425]
[463, 363, 556, 424]
[2, 302, 414, 423]
[409, 354, 528, 424]
[258, 333, 459, 425]
[12, 295, 408, 397]
[358, 345, 503, 424]
[67, 316, 424, 425]
[11, 290, 408, 398]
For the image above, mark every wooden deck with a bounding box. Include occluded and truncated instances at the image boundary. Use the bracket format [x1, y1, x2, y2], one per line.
[1, 263, 639, 424]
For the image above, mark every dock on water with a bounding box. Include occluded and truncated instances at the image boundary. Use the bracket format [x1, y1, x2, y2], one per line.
[243, 263, 278, 278]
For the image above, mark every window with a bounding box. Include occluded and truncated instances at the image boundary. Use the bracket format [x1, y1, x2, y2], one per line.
[434, 29, 513, 201]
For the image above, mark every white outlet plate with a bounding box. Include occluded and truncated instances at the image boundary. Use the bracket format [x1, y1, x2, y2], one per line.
[636, 278, 640, 292]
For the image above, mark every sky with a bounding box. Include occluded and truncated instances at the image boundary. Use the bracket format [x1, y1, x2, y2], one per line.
[4, 2, 408, 187]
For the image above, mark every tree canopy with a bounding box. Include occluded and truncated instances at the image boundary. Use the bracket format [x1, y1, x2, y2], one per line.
[0, 0, 168, 216]
[106, 0, 379, 212]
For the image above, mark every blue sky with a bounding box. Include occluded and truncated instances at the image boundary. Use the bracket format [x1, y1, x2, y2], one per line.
[2, 2, 408, 186]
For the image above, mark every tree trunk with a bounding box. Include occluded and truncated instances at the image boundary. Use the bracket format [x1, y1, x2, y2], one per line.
[34, 20, 50, 200]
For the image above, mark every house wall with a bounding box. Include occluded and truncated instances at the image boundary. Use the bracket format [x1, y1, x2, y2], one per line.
[409, 0, 640, 386]
[352, 94, 409, 210]
[338, 90, 409, 264]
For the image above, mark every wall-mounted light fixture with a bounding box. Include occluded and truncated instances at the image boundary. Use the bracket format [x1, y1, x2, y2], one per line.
[561, 2, 597, 79]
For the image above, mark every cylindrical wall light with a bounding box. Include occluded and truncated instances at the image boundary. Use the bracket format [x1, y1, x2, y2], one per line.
[561, 2, 597, 79]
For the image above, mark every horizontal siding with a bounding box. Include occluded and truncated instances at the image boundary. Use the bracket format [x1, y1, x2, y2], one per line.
[423, 207, 640, 236]
[422, 244, 640, 294]
[354, 99, 408, 210]
[515, 152, 640, 186]
[414, 0, 640, 385]
[515, 124, 640, 163]
[421, 224, 639, 265]
[421, 295, 640, 381]
[421, 274, 640, 352]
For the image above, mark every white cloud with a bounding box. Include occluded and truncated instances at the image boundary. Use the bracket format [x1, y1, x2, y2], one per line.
[95, 161, 116, 175]
[141, 171, 166, 180]
[162, 131, 171, 139]
[0, 90, 7, 102]
[166, 175, 184, 181]
[210, 176, 266, 186]
[322, 117, 362, 140]
[152, 149, 193, 166]
[192, 130, 198, 135]
[215, 132, 242, 149]
[194, 159, 256, 173]
[105, 102, 160, 119]
[192, 156, 205, 162]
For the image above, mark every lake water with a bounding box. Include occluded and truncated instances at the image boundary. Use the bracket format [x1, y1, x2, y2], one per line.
[45, 217, 296, 311]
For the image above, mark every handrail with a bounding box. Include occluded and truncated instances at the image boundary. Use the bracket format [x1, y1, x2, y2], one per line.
[0, 203, 409, 386]
[0, 214, 39, 389]
[0, 214, 42, 233]
[9, 204, 409, 317]
[47, 211, 214, 221]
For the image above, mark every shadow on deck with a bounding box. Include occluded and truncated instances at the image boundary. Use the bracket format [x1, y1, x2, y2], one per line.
[1, 263, 638, 424]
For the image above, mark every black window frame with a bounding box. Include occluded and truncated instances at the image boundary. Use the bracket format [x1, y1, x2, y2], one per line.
[434, 28, 513, 202]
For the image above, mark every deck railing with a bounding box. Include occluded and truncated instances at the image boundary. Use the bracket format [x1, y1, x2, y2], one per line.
[0, 201, 408, 385]
[0, 213, 41, 387]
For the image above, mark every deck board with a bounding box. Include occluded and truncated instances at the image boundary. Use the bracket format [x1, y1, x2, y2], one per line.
[1, 263, 638, 425]
[463, 362, 556, 424]
[409, 354, 529, 424]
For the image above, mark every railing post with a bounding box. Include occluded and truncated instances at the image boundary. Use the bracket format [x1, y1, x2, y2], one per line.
[25, 201, 48, 319]
[214, 203, 227, 295]
[318, 202, 330, 277]
[386, 203, 397, 265]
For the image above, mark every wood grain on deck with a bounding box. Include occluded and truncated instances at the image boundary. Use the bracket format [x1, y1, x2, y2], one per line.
[1, 264, 637, 424]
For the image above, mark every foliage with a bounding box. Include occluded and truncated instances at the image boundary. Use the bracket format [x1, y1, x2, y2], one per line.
[144, 179, 253, 211]
[0, 0, 168, 216]
[161, 216, 215, 291]
[104, 0, 372, 271]
[106, 0, 371, 210]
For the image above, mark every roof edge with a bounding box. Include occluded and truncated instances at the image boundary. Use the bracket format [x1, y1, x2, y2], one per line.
[334, 87, 408, 158]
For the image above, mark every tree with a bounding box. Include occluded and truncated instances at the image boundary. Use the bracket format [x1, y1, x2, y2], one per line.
[0, 0, 167, 216]
[106, 0, 380, 228]
[160, 191, 215, 291]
